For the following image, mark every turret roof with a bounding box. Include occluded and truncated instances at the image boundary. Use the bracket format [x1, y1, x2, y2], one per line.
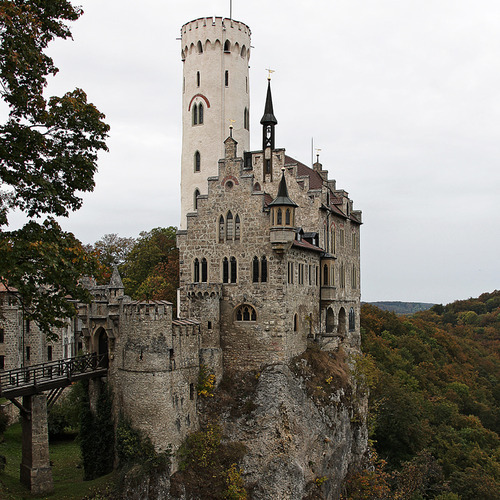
[260, 80, 278, 125]
[268, 170, 298, 207]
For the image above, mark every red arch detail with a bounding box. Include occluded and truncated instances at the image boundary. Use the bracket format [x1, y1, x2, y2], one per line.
[188, 94, 211, 111]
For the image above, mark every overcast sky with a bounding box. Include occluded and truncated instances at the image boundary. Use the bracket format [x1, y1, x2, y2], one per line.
[7, 0, 500, 304]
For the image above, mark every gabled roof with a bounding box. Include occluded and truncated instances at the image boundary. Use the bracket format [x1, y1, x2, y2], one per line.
[285, 155, 323, 190]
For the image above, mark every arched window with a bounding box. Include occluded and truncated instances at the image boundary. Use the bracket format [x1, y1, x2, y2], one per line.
[201, 258, 208, 283]
[196, 104, 202, 125]
[219, 215, 225, 243]
[235, 304, 256, 322]
[192, 103, 198, 125]
[225, 70, 229, 87]
[326, 308, 335, 333]
[224, 40, 231, 52]
[194, 151, 201, 172]
[230, 256, 237, 283]
[226, 211, 234, 240]
[197, 41, 203, 53]
[194, 189, 200, 210]
[252, 256, 259, 283]
[235, 215, 240, 241]
[349, 308, 355, 331]
[338, 307, 346, 336]
[277, 208, 282, 225]
[222, 257, 229, 283]
[193, 258, 200, 283]
[293, 314, 298, 332]
[323, 264, 329, 286]
[261, 256, 268, 283]
[253, 182, 261, 192]
[285, 209, 291, 226]
[197, 71, 200, 87]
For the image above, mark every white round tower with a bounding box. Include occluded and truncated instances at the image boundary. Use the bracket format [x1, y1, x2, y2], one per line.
[180, 17, 251, 229]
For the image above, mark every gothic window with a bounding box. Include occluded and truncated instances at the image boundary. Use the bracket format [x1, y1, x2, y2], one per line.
[223, 257, 229, 283]
[194, 151, 201, 172]
[201, 258, 208, 282]
[192, 104, 198, 125]
[226, 211, 234, 240]
[193, 258, 200, 282]
[252, 256, 259, 283]
[277, 208, 282, 225]
[323, 264, 329, 286]
[197, 41, 203, 53]
[198, 103, 204, 124]
[224, 40, 231, 52]
[340, 263, 345, 288]
[225, 70, 229, 87]
[285, 209, 291, 226]
[288, 262, 294, 284]
[235, 215, 240, 240]
[219, 215, 225, 243]
[351, 265, 357, 289]
[194, 189, 200, 210]
[197, 71, 200, 87]
[340, 228, 345, 247]
[338, 307, 346, 335]
[349, 308, 355, 331]
[230, 256, 237, 283]
[261, 256, 268, 283]
[235, 304, 256, 322]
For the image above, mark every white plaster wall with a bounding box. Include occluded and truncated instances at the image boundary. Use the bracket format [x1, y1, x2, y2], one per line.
[180, 17, 251, 228]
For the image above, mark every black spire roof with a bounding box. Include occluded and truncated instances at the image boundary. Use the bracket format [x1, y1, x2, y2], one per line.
[268, 170, 298, 207]
[260, 80, 278, 125]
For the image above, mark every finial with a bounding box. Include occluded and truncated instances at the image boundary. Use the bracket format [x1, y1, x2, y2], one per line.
[281, 166, 285, 173]
[315, 148, 321, 163]
[229, 118, 235, 138]
[266, 68, 275, 81]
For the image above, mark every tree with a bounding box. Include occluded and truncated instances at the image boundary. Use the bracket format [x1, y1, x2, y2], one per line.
[0, 1, 109, 338]
[121, 227, 179, 306]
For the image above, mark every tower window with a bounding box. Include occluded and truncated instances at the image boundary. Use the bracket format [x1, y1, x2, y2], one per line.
[261, 256, 268, 283]
[349, 308, 355, 331]
[193, 258, 200, 283]
[194, 151, 201, 172]
[323, 264, 329, 286]
[192, 104, 198, 125]
[226, 211, 234, 240]
[225, 70, 229, 87]
[197, 41, 203, 53]
[194, 189, 200, 210]
[244, 107, 249, 130]
[252, 256, 259, 283]
[219, 215, 225, 243]
[285, 209, 291, 226]
[224, 40, 231, 53]
[235, 215, 240, 241]
[235, 304, 256, 322]
[198, 103, 204, 124]
[277, 208, 282, 225]
[223, 257, 229, 283]
[197, 71, 200, 87]
[201, 258, 208, 283]
[230, 257, 237, 283]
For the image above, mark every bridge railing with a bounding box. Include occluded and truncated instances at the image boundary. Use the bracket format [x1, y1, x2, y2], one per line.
[0, 353, 107, 396]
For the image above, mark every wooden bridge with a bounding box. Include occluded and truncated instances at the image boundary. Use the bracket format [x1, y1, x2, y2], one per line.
[0, 353, 108, 494]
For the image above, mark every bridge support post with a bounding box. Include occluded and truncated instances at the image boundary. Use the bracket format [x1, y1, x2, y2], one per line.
[20, 394, 54, 494]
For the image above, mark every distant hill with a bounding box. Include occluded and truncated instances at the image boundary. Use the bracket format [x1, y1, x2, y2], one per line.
[364, 301, 435, 315]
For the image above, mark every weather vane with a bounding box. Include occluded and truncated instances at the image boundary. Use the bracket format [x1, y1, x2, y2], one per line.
[266, 68, 275, 81]
[229, 118, 235, 137]
[315, 148, 322, 162]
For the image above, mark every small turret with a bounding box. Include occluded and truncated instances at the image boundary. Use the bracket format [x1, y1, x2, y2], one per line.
[260, 78, 277, 181]
[269, 168, 297, 254]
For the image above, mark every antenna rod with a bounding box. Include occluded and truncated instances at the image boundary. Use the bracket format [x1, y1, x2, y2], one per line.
[230, 0, 232, 20]
[311, 137, 313, 166]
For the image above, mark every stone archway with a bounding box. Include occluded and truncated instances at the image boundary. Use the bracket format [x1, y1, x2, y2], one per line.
[338, 307, 346, 336]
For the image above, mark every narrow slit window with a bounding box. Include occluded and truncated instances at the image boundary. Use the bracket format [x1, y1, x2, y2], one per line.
[252, 256, 259, 283]
[197, 71, 200, 87]
[230, 257, 237, 283]
[201, 258, 208, 282]
[192, 104, 198, 125]
[223, 257, 229, 283]
[193, 258, 200, 282]
[219, 215, 225, 243]
[235, 215, 240, 240]
[194, 151, 201, 172]
[194, 189, 200, 210]
[198, 103, 204, 124]
[225, 70, 229, 87]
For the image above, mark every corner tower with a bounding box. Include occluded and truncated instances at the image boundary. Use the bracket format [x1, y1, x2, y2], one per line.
[180, 17, 251, 229]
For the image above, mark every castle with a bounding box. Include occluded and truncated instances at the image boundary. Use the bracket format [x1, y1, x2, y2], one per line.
[78, 15, 362, 454]
[0, 15, 363, 478]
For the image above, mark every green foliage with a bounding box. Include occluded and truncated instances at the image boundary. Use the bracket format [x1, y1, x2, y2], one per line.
[361, 292, 500, 499]
[0, 0, 109, 338]
[0, 405, 8, 436]
[79, 381, 114, 481]
[48, 381, 84, 439]
[119, 227, 179, 306]
[116, 415, 170, 471]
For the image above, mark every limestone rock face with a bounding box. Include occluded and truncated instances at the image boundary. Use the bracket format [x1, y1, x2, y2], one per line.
[225, 363, 367, 499]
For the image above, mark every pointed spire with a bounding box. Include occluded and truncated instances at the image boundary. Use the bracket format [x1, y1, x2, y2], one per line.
[109, 266, 124, 289]
[268, 169, 298, 207]
[260, 80, 278, 126]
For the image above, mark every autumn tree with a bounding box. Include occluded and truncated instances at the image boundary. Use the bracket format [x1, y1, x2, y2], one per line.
[0, 1, 109, 338]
